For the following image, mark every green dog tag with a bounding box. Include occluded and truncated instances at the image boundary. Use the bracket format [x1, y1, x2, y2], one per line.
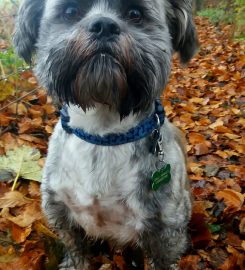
[151, 164, 171, 191]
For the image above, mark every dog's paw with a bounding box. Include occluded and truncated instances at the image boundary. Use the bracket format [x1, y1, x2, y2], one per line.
[169, 264, 179, 270]
[59, 259, 75, 270]
[59, 267, 76, 270]
[59, 264, 90, 270]
[58, 255, 87, 270]
[59, 259, 91, 270]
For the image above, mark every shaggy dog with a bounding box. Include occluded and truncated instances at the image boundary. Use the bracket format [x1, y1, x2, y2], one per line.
[13, 0, 198, 269]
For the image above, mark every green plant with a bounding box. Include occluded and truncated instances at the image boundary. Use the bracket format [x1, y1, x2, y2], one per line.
[198, 1, 244, 40]
[0, 47, 26, 74]
[198, 8, 226, 24]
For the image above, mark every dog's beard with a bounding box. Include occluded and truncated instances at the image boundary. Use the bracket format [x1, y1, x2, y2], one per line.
[73, 54, 127, 112]
[44, 31, 167, 118]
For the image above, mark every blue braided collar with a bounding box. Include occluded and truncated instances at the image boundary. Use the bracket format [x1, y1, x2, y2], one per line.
[60, 100, 165, 146]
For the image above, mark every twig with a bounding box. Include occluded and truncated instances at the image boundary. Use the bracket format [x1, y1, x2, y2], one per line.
[0, 14, 16, 18]
[11, 170, 20, 191]
[0, 68, 30, 82]
[0, 86, 42, 112]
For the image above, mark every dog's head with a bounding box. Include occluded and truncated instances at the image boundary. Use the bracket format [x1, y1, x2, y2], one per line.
[13, 0, 198, 117]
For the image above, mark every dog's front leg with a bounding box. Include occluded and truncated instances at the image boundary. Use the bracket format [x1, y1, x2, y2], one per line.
[140, 226, 189, 270]
[57, 228, 92, 270]
[42, 190, 93, 270]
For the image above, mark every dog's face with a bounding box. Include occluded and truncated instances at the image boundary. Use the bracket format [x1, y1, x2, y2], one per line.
[13, 0, 198, 117]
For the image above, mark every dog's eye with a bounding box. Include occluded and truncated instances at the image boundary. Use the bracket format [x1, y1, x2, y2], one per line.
[127, 9, 143, 23]
[63, 5, 81, 21]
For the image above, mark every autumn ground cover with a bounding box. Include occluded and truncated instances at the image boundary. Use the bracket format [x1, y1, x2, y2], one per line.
[0, 11, 244, 270]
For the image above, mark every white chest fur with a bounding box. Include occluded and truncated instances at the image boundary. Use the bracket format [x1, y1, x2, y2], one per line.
[42, 106, 148, 244]
[42, 105, 188, 245]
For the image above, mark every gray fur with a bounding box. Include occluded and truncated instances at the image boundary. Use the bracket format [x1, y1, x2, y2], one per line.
[13, 0, 198, 269]
[12, 0, 44, 63]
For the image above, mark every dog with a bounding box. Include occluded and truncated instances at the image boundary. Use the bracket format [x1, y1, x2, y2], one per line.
[13, 0, 198, 269]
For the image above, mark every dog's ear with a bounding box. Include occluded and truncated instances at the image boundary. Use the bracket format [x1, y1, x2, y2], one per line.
[167, 0, 199, 63]
[13, 0, 44, 64]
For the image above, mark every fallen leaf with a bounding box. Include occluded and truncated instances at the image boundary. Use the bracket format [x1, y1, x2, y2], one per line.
[28, 182, 41, 198]
[194, 143, 210, 155]
[189, 133, 206, 144]
[0, 191, 31, 208]
[239, 217, 245, 235]
[0, 241, 45, 270]
[179, 255, 201, 270]
[1, 201, 42, 227]
[11, 224, 32, 244]
[209, 119, 224, 129]
[99, 264, 112, 270]
[113, 255, 127, 270]
[216, 189, 244, 212]
[205, 165, 220, 177]
[0, 146, 43, 182]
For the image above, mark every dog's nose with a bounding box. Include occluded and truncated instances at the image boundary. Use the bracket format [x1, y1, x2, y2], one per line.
[89, 17, 121, 39]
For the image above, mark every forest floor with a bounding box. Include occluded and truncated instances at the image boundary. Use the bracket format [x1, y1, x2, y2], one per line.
[0, 17, 244, 270]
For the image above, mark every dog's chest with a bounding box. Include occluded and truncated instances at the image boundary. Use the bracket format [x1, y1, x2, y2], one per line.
[50, 129, 145, 243]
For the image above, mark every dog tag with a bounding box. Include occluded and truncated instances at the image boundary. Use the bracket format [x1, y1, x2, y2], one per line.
[151, 164, 171, 191]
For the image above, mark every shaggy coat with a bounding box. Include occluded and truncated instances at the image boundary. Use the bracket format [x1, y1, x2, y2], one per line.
[13, 0, 198, 269]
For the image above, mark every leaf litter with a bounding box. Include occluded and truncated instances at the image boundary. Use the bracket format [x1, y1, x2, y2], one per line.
[0, 17, 244, 269]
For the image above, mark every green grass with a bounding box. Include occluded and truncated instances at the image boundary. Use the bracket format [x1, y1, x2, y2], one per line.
[198, 8, 227, 24]
[198, 7, 245, 40]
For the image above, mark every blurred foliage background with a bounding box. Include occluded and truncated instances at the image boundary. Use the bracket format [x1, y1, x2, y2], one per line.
[194, 0, 245, 39]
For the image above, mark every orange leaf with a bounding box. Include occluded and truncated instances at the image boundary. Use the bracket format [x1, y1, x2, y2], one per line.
[1, 201, 43, 227]
[11, 224, 32, 244]
[113, 255, 127, 270]
[28, 182, 41, 198]
[189, 133, 206, 144]
[194, 143, 210, 155]
[215, 150, 229, 159]
[216, 189, 244, 212]
[179, 255, 201, 270]
[214, 126, 232, 133]
[209, 119, 224, 129]
[0, 241, 45, 270]
[0, 191, 31, 208]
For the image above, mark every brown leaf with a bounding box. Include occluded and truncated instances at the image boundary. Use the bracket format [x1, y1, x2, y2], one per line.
[179, 255, 201, 270]
[0, 183, 10, 197]
[18, 134, 47, 146]
[219, 255, 238, 270]
[189, 133, 206, 144]
[0, 191, 31, 208]
[189, 201, 213, 249]
[216, 189, 244, 212]
[209, 119, 224, 129]
[28, 182, 41, 198]
[225, 232, 242, 249]
[1, 201, 42, 227]
[0, 241, 45, 270]
[209, 248, 228, 269]
[34, 222, 57, 239]
[8, 103, 27, 116]
[194, 143, 210, 155]
[43, 104, 56, 115]
[99, 264, 113, 270]
[226, 245, 245, 269]
[239, 217, 245, 235]
[11, 224, 32, 244]
[113, 255, 127, 270]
